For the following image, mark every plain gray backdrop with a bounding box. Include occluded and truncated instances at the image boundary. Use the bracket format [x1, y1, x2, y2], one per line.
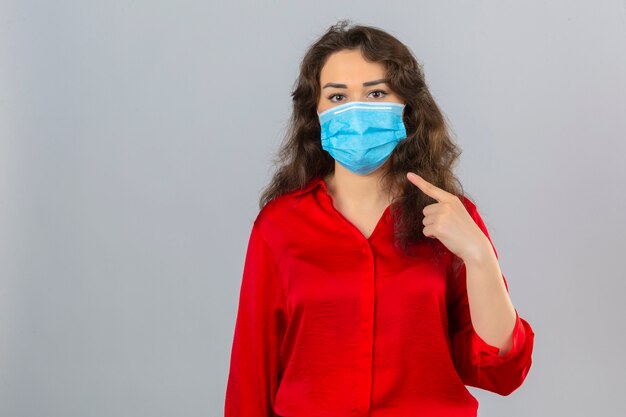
[1, 1, 625, 416]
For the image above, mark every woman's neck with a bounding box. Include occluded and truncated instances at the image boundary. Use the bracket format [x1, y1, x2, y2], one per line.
[323, 164, 395, 212]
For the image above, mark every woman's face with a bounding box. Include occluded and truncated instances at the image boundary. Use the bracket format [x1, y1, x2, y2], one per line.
[317, 48, 404, 115]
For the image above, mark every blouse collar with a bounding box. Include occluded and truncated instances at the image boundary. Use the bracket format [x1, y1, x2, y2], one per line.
[292, 175, 326, 196]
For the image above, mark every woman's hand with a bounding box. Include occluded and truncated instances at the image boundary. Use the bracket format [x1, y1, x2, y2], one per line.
[406, 172, 493, 264]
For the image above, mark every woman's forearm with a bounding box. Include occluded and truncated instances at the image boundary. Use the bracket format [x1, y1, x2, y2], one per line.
[463, 242, 518, 356]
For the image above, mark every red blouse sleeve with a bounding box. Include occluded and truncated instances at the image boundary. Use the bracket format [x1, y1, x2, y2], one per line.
[224, 221, 287, 416]
[446, 197, 535, 396]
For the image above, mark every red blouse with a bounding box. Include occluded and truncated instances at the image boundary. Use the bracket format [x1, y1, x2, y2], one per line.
[225, 175, 535, 417]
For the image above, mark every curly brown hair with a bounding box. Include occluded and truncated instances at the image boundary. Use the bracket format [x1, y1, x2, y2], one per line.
[259, 19, 468, 257]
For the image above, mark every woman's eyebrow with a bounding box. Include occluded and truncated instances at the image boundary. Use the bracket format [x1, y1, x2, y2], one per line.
[322, 79, 388, 89]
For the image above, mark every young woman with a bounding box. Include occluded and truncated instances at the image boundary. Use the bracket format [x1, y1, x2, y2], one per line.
[225, 20, 535, 417]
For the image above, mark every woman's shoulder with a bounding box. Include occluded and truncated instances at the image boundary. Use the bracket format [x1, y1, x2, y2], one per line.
[253, 180, 322, 232]
[254, 193, 292, 227]
[459, 194, 477, 212]
[255, 177, 325, 223]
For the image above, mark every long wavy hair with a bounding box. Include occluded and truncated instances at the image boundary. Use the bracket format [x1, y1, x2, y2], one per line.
[259, 19, 468, 257]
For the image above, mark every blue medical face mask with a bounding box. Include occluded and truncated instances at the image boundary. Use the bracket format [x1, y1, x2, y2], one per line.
[317, 101, 408, 175]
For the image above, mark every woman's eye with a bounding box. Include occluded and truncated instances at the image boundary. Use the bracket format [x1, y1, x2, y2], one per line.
[328, 94, 345, 102]
[368, 89, 388, 99]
